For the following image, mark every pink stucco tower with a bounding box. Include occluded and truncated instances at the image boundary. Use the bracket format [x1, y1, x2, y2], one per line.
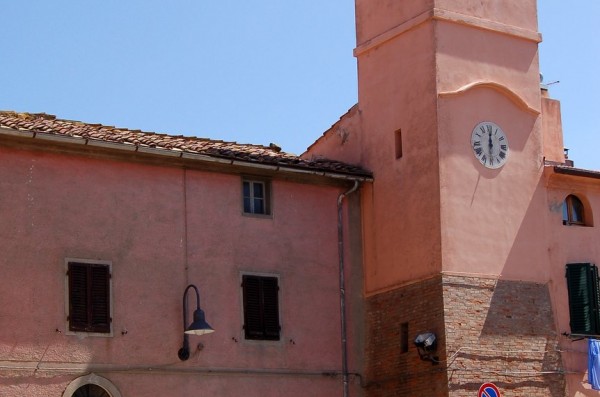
[306, 0, 569, 395]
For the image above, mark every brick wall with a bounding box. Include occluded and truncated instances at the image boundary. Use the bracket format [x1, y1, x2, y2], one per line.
[365, 275, 448, 397]
[365, 275, 566, 397]
[443, 275, 565, 397]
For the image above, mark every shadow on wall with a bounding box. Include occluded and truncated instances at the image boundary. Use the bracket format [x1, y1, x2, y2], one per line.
[480, 280, 565, 397]
[445, 277, 566, 397]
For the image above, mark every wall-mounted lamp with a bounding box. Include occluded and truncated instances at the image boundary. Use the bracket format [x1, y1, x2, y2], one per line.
[414, 331, 438, 365]
[178, 284, 214, 361]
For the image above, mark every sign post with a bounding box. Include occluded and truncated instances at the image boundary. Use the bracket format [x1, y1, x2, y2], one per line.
[478, 383, 501, 397]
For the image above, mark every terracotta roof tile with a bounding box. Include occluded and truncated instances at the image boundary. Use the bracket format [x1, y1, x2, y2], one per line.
[0, 111, 372, 179]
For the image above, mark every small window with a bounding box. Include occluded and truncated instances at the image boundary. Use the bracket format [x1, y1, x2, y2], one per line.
[395, 129, 403, 159]
[563, 194, 585, 226]
[565, 263, 600, 336]
[67, 260, 111, 334]
[400, 322, 409, 353]
[242, 178, 271, 215]
[242, 275, 280, 340]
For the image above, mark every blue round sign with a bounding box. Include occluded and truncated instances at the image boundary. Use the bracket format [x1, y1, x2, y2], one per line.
[478, 383, 500, 397]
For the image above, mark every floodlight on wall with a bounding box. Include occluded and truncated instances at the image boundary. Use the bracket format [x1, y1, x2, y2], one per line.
[414, 331, 439, 365]
[178, 284, 214, 361]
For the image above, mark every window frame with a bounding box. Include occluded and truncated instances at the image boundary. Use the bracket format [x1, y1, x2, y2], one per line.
[240, 273, 281, 341]
[563, 194, 586, 226]
[65, 258, 113, 337]
[565, 263, 600, 337]
[242, 177, 272, 217]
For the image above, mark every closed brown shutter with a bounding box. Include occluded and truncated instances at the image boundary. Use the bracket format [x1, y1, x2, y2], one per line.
[242, 275, 280, 340]
[90, 265, 111, 333]
[68, 262, 111, 333]
[262, 277, 280, 340]
[68, 263, 89, 332]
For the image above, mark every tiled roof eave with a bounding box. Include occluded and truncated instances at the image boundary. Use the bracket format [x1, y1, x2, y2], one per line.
[551, 164, 600, 180]
[0, 125, 373, 181]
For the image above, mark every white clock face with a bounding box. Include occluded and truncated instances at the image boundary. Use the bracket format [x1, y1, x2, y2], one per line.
[470, 121, 509, 169]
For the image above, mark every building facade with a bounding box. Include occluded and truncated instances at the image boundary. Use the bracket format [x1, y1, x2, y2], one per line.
[305, 0, 600, 396]
[0, 115, 370, 396]
[2, 0, 600, 396]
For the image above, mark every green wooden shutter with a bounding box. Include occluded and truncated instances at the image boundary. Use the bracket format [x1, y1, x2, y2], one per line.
[566, 263, 600, 335]
[591, 265, 600, 334]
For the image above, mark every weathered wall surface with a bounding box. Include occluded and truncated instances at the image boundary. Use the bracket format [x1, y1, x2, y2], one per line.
[0, 145, 365, 396]
[545, 174, 600, 396]
[365, 275, 566, 397]
[365, 276, 448, 397]
[443, 275, 565, 397]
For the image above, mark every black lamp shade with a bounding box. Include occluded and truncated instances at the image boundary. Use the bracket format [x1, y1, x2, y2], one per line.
[185, 308, 214, 335]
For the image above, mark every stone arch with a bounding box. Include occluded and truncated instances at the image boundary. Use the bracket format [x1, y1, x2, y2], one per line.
[62, 373, 122, 397]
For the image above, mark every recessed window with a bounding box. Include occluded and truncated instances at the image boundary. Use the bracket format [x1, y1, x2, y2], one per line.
[242, 274, 280, 340]
[395, 129, 403, 159]
[565, 263, 600, 336]
[67, 260, 112, 334]
[242, 178, 271, 215]
[400, 322, 409, 353]
[563, 194, 586, 226]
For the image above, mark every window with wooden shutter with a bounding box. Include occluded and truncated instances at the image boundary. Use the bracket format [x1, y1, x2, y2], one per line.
[566, 263, 600, 336]
[68, 261, 111, 334]
[242, 275, 280, 340]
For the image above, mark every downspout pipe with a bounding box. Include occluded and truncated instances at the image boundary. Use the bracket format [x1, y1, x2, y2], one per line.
[337, 180, 360, 397]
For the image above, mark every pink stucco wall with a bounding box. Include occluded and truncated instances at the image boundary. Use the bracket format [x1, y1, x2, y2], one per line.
[354, 20, 442, 294]
[308, 0, 600, 394]
[545, 172, 600, 396]
[322, 0, 545, 295]
[542, 94, 566, 163]
[355, 0, 538, 47]
[308, 0, 547, 295]
[0, 145, 364, 396]
[4, 0, 600, 395]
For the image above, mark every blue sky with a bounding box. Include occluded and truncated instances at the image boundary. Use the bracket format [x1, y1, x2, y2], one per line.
[1, 1, 598, 170]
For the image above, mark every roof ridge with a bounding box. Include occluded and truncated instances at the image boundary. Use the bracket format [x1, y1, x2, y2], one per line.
[0, 111, 57, 121]
[0, 110, 279, 150]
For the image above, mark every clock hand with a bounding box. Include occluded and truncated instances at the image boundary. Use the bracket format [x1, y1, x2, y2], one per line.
[488, 130, 493, 155]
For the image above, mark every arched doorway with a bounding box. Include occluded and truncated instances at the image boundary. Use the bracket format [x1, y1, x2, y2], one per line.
[72, 384, 111, 397]
[62, 374, 122, 397]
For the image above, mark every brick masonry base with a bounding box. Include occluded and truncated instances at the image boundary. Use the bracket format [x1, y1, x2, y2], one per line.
[365, 274, 566, 397]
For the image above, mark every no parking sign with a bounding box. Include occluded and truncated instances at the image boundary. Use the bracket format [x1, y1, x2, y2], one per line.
[478, 383, 501, 397]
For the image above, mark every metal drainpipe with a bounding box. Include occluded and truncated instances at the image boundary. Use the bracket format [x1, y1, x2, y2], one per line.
[337, 180, 360, 397]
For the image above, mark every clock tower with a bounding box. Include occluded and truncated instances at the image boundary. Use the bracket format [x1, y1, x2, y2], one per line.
[306, 0, 565, 395]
